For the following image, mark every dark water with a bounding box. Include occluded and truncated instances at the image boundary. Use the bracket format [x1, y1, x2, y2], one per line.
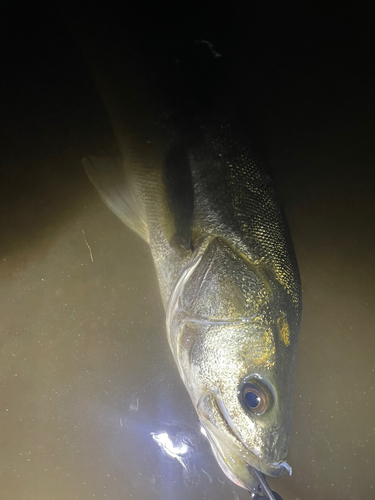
[1, 2, 374, 499]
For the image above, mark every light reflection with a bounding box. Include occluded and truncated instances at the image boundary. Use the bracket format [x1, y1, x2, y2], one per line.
[151, 431, 189, 468]
[200, 426, 208, 438]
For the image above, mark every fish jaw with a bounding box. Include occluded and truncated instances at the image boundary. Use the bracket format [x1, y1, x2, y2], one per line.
[202, 424, 288, 493]
[196, 391, 290, 492]
[202, 425, 261, 491]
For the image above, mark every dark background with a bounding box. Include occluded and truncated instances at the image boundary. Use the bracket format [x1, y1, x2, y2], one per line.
[1, 1, 374, 258]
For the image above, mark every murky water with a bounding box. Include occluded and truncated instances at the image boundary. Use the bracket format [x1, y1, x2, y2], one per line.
[1, 3, 374, 500]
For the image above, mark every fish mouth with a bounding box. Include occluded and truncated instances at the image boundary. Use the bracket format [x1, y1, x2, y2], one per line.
[197, 390, 291, 490]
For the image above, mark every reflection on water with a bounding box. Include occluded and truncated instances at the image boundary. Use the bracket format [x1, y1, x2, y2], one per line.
[151, 432, 189, 468]
[1, 2, 375, 500]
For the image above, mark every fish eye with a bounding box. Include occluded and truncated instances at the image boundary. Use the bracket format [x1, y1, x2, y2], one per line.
[241, 380, 271, 415]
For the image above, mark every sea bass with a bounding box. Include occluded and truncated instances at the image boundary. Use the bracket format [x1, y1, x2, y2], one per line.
[82, 115, 302, 494]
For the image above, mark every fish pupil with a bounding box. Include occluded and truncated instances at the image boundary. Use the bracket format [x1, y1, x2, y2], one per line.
[245, 391, 260, 408]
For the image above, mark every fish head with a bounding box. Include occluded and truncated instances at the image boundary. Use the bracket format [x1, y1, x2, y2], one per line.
[190, 320, 296, 492]
[171, 238, 301, 492]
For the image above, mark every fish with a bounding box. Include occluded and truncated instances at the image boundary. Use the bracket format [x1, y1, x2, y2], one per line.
[79, 22, 302, 497]
[82, 116, 301, 494]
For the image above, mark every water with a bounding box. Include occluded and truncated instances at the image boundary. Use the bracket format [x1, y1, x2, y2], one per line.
[1, 3, 374, 499]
